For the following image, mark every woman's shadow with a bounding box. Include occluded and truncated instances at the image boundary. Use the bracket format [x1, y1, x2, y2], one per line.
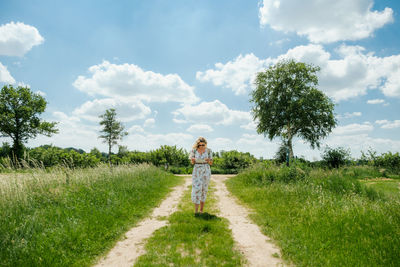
[194, 212, 220, 221]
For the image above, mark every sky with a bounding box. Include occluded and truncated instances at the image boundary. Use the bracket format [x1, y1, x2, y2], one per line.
[0, 0, 400, 160]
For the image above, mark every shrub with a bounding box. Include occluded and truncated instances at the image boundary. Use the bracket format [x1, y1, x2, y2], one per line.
[321, 146, 351, 168]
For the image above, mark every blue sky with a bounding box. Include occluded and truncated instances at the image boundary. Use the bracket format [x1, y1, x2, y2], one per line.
[1, 0, 400, 160]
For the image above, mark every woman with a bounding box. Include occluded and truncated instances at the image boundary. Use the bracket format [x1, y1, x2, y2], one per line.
[189, 137, 213, 214]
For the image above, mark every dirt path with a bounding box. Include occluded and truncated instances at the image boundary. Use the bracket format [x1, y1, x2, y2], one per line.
[94, 174, 284, 266]
[213, 175, 284, 267]
[94, 176, 191, 267]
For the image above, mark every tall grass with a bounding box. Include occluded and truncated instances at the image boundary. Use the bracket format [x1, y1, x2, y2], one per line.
[0, 164, 182, 266]
[226, 164, 400, 266]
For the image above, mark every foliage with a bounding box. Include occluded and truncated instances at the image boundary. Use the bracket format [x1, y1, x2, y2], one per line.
[213, 150, 257, 173]
[0, 85, 58, 159]
[321, 146, 351, 168]
[27, 145, 100, 168]
[274, 140, 289, 164]
[149, 145, 190, 167]
[250, 59, 337, 158]
[98, 108, 128, 164]
[373, 151, 400, 173]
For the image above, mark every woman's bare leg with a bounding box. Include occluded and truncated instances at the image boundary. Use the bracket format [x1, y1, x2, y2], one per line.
[200, 202, 205, 213]
[195, 204, 199, 213]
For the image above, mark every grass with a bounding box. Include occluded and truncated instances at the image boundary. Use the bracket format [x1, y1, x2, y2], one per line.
[360, 179, 400, 199]
[226, 164, 400, 267]
[0, 164, 183, 266]
[135, 179, 245, 267]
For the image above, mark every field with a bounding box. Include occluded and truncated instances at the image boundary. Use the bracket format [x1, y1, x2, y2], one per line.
[226, 164, 400, 266]
[0, 164, 182, 266]
[1, 163, 399, 266]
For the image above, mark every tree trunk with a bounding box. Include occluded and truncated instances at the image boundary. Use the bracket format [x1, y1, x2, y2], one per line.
[287, 137, 294, 159]
[108, 142, 112, 167]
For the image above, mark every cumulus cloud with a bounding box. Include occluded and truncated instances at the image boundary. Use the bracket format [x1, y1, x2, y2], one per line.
[196, 54, 272, 95]
[340, 112, 362, 119]
[333, 122, 374, 135]
[187, 124, 214, 133]
[197, 44, 400, 101]
[0, 22, 44, 57]
[125, 132, 194, 151]
[375, 120, 400, 129]
[143, 118, 155, 128]
[72, 98, 151, 122]
[0, 62, 15, 83]
[240, 120, 257, 131]
[128, 125, 145, 133]
[28, 111, 101, 151]
[325, 134, 400, 158]
[259, 0, 393, 43]
[367, 99, 385, 104]
[73, 61, 198, 103]
[173, 100, 251, 126]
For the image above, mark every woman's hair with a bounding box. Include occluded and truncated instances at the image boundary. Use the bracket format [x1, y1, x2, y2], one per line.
[192, 137, 207, 149]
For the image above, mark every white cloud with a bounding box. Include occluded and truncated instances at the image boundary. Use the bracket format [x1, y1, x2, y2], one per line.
[240, 120, 257, 131]
[259, 0, 393, 43]
[125, 132, 194, 152]
[341, 112, 362, 119]
[143, 118, 155, 128]
[333, 122, 374, 135]
[367, 99, 385, 104]
[197, 44, 400, 101]
[73, 61, 198, 103]
[196, 53, 272, 95]
[173, 100, 251, 126]
[0, 22, 44, 57]
[325, 134, 400, 159]
[28, 111, 101, 152]
[73, 98, 151, 122]
[375, 120, 400, 129]
[35, 90, 46, 96]
[187, 124, 213, 133]
[0, 62, 15, 83]
[128, 125, 145, 133]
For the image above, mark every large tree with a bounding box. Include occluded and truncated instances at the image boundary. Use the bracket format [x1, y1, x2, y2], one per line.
[99, 108, 128, 165]
[0, 85, 58, 160]
[250, 59, 337, 159]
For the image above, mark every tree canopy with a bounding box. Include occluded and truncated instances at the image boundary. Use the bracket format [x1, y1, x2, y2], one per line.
[0, 85, 58, 159]
[250, 59, 337, 159]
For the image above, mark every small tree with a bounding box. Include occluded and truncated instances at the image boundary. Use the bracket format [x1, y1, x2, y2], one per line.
[251, 59, 337, 160]
[0, 85, 58, 161]
[99, 108, 128, 165]
[322, 146, 351, 168]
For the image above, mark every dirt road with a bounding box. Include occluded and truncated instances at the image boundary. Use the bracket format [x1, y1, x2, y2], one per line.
[94, 175, 284, 266]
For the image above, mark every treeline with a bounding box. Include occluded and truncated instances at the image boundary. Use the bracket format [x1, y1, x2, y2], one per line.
[0, 143, 258, 174]
[0, 142, 399, 174]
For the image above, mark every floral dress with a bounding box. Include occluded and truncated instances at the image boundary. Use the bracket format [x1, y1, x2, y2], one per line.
[190, 148, 212, 204]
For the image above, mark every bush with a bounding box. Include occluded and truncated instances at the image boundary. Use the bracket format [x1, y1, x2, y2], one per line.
[374, 152, 400, 174]
[322, 146, 351, 168]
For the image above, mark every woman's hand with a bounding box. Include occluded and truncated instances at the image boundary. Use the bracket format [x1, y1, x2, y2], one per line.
[205, 158, 213, 165]
[191, 158, 195, 165]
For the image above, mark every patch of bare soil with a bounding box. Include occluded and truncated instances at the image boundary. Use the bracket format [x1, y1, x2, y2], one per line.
[213, 175, 284, 267]
[94, 176, 191, 267]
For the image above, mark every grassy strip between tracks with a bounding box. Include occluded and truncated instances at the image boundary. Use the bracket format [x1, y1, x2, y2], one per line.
[134, 180, 245, 267]
[0, 164, 183, 266]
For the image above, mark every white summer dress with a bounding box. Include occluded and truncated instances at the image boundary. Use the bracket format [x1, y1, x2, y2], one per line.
[189, 148, 213, 204]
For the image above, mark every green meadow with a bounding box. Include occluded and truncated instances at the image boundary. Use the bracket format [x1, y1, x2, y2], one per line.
[226, 164, 400, 267]
[0, 164, 182, 266]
